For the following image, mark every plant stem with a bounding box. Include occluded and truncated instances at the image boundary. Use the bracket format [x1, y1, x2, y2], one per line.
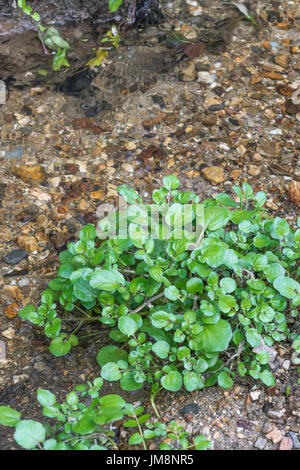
[130, 292, 165, 314]
[150, 394, 161, 419]
[134, 413, 147, 450]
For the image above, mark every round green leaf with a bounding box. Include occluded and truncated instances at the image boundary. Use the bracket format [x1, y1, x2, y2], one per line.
[152, 341, 170, 359]
[164, 285, 179, 301]
[186, 277, 203, 294]
[97, 346, 128, 367]
[220, 277, 236, 294]
[273, 277, 300, 299]
[49, 337, 71, 357]
[101, 363, 121, 381]
[245, 328, 261, 347]
[118, 317, 138, 337]
[190, 320, 232, 353]
[14, 420, 46, 449]
[217, 371, 233, 389]
[183, 371, 199, 392]
[161, 371, 183, 392]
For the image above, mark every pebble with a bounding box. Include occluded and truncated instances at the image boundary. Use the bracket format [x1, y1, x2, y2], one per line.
[201, 165, 225, 184]
[10, 164, 46, 184]
[282, 360, 290, 370]
[181, 62, 197, 82]
[2, 327, 15, 339]
[4, 146, 23, 159]
[279, 437, 293, 450]
[270, 128, 283, 135]
[203, 97, 221, 109]
[268, 409, 286, 419]
[17, 235, 39, 252]
[288, 180, 300, 206]
[262, 421, 273, 434]
[266, 428, 283, 443]
[3, 249, 29, 265]
[250, 390, 261, 401]
[13, 374, 29, 384]
[248, 165, 261, 176]
[254, 437, 267, 449]
[287, 432, 300, 449]
[197, 72, 214, 84]
[179, 403, 200, 416]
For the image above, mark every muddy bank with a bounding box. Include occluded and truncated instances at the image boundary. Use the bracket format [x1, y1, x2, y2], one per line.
[0, 0, 164, 86]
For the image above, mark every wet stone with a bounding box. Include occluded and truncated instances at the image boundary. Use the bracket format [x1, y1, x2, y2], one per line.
[179, 403, 200, 417]
[3, 249, 29, 265]
[4, 146, 23, 159]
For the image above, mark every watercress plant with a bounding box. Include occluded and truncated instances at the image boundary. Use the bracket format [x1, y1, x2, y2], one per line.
[19, 176, 300, 395]
[0, 381, 210, 450]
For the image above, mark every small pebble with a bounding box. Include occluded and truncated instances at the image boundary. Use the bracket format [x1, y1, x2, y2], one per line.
[287, 432, 300, 449]
[179, 403, 200, 417]
[3, 249, 29, 265]
[254, 437, 267, 450]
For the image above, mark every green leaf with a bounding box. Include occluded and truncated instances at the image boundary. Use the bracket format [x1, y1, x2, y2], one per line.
[97, 346, 128, 367]
[49, 336, 71, 357]
[260, 370, 275, 387]
[0, 406, 21, 426]
[273, 277, 300, 299]
[231, 210, 257, 224]
[164, 285, 179, 301]
[186, 277, 203, 294]
[73, 278, 95, 302]
[151, 311, 172, 329]
[263, 263, 285, 282]
[101, 363, 121, 381]
[247, 279, 266, 292]
[116, 184, 141, 203]
[118, 317, 139, 337]
[152, 341, 170, 359]
[161, 371, 183, 392]
[149, 265, 163, 282]
[194, 435, 211, 450]
[37, 389, 56, 408]
[66, 391, 79, 406]
[220, 277, 236, 293]
[245, 328, 261, 347]
[90, 269, 125, 292]
[14, 420, 46, 449]
[120, 372, 143, 391]
[129, 433, 143, 445]
[108, 0, 122, 12]
[269, 217, 290, 239]
[201, 242, 225, 268]
[215, 193, 239, 208]
[183, 371, 199, 392]
[80, 224, 96, 241]
[217, 371, 233, 389]
[163, 175, 180, 190]
[204, 207, 230, 231]
[190, 320, 232, 353]
[18, 304, 39, 324]
[218, 295, 237, 313]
